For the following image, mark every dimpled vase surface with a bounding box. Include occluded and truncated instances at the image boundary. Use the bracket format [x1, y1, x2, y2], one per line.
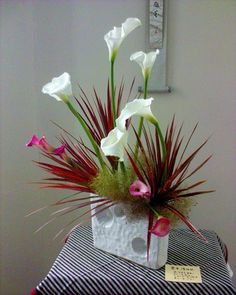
[91, 199, 169, 269]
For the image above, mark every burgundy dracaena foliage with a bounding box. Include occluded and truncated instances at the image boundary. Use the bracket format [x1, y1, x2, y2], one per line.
[75, 80, 126, 140]
[127, 118, 214, 240]
[36, 137, 99, 192]
[32, 135, 115, 237]
[74, 79, 135, 168]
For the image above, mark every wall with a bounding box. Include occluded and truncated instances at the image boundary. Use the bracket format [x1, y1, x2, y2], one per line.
[0, 1, 235, 294]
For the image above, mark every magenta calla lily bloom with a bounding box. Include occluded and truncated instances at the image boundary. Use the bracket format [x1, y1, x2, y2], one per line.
[149, 217, 171, 237]
[26, 134, 53, 152]
[38, 137, 51, 151]
[26, 134, 40, 147]
[129, 180, 151, 199]
[53, 144, 66, 159]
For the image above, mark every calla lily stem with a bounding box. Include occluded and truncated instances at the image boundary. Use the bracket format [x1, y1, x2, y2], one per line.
[65, 100, 105, 169]
[134, 78, 148, 158]
[147, 203, 160, 218]
[134, 76, 166, 161]
[153, 120, 166, 159]
[111, 60, 116, 126]
[136, 76, 148, 138]
[119, 161, 126, 174]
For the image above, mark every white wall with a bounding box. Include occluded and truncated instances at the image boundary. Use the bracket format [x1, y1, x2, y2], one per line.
[0, 1, 235, 294]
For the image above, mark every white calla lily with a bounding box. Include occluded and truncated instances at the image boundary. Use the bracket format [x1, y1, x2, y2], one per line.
[116, 98, 157, 131]
[42, 72, 72, 102]
[100, 127, 128, 161]
[130, 50, 159, 80]
[104, 18, 141, 62]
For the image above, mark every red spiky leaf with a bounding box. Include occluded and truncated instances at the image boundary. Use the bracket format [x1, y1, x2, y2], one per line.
[165, 204, 207, 242]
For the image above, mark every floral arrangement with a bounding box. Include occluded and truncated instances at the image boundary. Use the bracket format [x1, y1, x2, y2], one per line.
[27, 18, 213, 243]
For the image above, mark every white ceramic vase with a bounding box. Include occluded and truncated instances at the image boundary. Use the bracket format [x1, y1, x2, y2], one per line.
[91, 199, 169, 269]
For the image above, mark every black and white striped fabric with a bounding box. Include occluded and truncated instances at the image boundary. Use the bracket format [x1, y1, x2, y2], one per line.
[36, 226, 236, 295]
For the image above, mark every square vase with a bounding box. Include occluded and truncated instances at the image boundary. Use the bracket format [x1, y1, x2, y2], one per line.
[91, 199, 169, 269]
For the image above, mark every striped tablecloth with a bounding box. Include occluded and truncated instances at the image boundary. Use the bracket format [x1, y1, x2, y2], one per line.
[36, 226, 236, 295]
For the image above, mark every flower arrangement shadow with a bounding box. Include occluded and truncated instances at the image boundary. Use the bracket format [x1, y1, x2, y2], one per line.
[27, 18, 213, 245]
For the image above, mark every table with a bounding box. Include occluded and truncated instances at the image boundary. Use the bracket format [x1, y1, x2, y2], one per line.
[34, 225, 236, 295]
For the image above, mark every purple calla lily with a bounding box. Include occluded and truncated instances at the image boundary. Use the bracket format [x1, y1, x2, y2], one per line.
[26, 134, 40, 147]
[149, 217, 171, 237]
[129, 180, 151, 199]
[53, 144, 66, 159]
[26, 134, 53, 152]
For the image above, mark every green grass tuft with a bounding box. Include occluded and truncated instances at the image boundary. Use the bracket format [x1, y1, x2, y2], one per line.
[91, 167, 196, 224]
[91, 167, 135, 203]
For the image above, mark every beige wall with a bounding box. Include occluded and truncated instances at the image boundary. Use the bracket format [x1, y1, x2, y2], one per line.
[0, 1, 235, 294]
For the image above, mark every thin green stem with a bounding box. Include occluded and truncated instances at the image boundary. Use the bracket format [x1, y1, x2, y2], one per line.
[137, 77, 148, 136]
[144, 76, 148, 99]
[136, 117, 144, 141]
[111, 60, 116, 126]
[119, 161, 126, 174]
[134, 77, 148, 158]
[133, 75, 166, 162]
[147, 203, 160, 218]
[153, 120, 166, 159]
[152, 120, 167, 184]
[65, 100, 105, 169]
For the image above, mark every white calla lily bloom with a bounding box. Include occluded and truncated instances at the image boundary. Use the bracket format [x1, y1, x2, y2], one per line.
[42, 72, 72, 102]
[130, 50, 159, 80]
[116, 98, 157, 131]
[100, 127, 128, 161]
[104, 18, 141, 62]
